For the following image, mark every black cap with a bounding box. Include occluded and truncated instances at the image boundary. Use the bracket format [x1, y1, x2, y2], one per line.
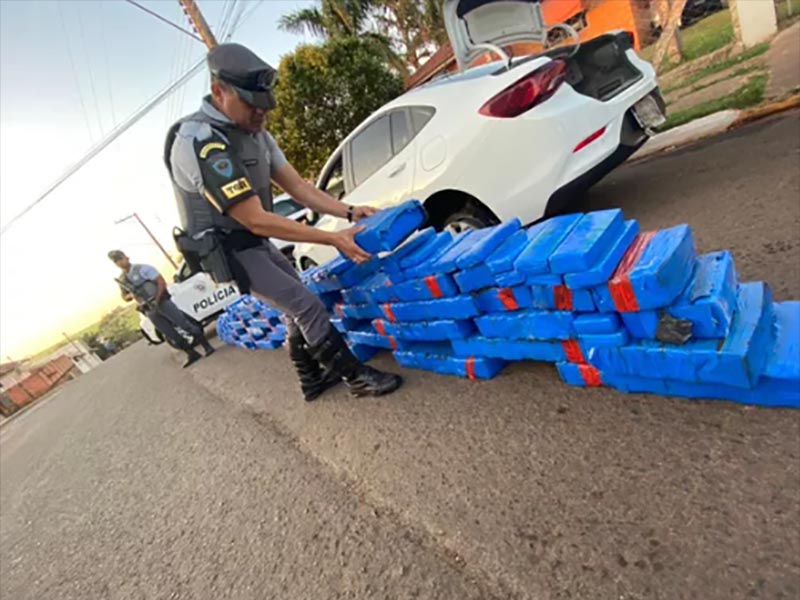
[208, 43, 277, 110]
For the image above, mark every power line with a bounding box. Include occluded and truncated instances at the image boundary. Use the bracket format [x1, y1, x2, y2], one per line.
[57, 1, 94, 144]
[0, 0, 267, 235]
[100, 1, 118, 128]
[76, 2, 105, 136]
[0, 57, 207, 236]
[123, 0, 204, 43]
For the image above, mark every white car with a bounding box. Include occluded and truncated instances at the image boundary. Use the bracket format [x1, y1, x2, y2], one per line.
[295, 0, 665, 269]
[140, 195, 309, 345]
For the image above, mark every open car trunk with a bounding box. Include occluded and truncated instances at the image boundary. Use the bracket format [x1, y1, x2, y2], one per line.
[537, 31, 645, 102]
[444, 0, 647, 103]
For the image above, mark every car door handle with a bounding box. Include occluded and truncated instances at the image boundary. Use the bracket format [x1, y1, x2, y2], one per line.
[388, 163, 406, 178]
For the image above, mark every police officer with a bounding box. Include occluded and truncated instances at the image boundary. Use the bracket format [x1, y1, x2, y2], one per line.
[165, 43, 402, 400]
[109, 250, 215, 367]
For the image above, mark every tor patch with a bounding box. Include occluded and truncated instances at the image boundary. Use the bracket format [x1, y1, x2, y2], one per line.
[211, 156, 234, 178]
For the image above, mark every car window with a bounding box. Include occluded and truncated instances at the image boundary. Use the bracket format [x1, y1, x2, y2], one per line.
[410, 106, 436, 134]
[319, 155, 346, 200]
[391, 111, 412, 154]
[350, 115, 392, 187]
[273, 197, 304, 217]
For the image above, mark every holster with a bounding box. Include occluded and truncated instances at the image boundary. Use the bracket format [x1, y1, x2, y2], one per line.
[174, 228, 264, 295]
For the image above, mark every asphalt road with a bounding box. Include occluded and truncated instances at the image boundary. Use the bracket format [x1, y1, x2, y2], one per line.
[2, 113, 799, 600]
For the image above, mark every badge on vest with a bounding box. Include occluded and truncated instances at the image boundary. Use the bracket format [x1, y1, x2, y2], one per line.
[211, 157, 234, 178]
[221, 177, 252, 199]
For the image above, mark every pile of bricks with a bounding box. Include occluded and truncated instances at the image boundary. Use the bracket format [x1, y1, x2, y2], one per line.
[216, 296, 287, 350]
[301, 200, 798, 408]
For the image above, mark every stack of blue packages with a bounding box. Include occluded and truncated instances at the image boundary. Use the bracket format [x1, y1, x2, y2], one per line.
[217, 295, 286, 350]
[300, 201, 799, 406]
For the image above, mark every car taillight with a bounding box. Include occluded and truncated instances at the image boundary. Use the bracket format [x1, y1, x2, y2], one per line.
[479, 59, 568, 119]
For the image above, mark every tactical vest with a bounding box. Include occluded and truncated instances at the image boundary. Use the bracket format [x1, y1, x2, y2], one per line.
[164, 107, 274, 237]
[117, 265, 159, 305]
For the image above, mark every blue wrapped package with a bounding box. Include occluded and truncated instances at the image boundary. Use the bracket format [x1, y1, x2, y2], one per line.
[331, 317, 370, 334]
[579, 329, 629, 349]
[353, 200, 426, 253]
[393, 351, 507, 380]
[556, 362, 604, 387]
[455, 219, 522, 270]
[423, 229, 490, 275]
[620, 311, 660, 339]
[487, 228, 534, 274]
[474, 286, 533, 313]
[549, 209, 624, 274]
[564, 220, 640, 289]
[452, 336, 567, 362]
[397, 341, 454, 355]
[348, 342, 380, 363]
[588, 282, 774, 389]
[514, 213, 583, 275]
[341, 285, 370, 305]
[318, 291, 343, 313]
[309, 257, 381, 292]
[495, 270, 526, 288]
[567, 358, 799, 407]
[374, 318, 475, 341]
[400, 231, 455, 271]
[337, 303, 384, 320]
[530, 285, 595, 312]
[475, 310, 575, 340]
[356, 271, 408, 304]
[527, 273, 563, 286]
[387, 273, 460, 302]
[669, 251, 738, 337]
[348, 329, 397, 350]
[381, 227, 437, 273]
[593, 225, 696, 312]
[621, 251, 738, 340]
[251, 339, 281, 349]
[573, 313, 622, 335]
[246, 327, 267, 340]
[454, 264, 496, 293]
[757, 301, 800, 400]
[379, 295, 479, 322]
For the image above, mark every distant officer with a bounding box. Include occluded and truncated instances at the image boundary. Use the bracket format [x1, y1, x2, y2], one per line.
[109, 250, 215, 367]
[165, 43, 402, 401]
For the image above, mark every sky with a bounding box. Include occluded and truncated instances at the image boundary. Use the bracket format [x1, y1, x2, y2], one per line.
[0, 0, 315, 359]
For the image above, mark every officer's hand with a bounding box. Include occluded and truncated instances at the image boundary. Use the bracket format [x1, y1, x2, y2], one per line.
[351, 206, 378, 221]
[331, 226, 371, 264]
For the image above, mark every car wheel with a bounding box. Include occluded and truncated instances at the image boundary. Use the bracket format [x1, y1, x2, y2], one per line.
[444, 204, 499, 234]
[300, 257, 318, 271]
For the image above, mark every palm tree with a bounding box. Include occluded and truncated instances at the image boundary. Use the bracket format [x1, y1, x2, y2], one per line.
[279, 0, 417, 77]
[279, 0, 375, 39]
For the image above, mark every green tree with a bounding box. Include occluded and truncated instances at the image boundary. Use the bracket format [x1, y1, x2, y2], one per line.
[279, 0, 408, 75]
[268, 37, 404, 180]
[279, 0, 449, 76]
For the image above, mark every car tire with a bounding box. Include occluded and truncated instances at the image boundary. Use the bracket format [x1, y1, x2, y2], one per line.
[300, 257, 318, 271]
[443, 204, 499, 234]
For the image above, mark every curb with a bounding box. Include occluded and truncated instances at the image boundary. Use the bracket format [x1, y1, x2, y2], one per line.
[632, 94, 800, 161]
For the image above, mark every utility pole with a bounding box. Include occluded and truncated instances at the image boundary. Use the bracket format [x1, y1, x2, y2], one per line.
[179, 0, 218, 49]
[115, 212, 179, 270]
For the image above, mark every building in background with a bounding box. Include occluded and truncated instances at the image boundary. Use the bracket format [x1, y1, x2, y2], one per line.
[0, 340, 102, 417]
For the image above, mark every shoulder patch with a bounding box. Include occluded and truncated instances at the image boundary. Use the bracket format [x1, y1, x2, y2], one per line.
[199, 142, 227, 159]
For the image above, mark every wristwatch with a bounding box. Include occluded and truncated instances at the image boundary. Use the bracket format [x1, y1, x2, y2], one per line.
[346, 205, 355, 223]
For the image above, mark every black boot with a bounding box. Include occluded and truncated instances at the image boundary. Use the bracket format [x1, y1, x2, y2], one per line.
[288, 331, 342, 402]
[309, 327, 402, 398]
[197, 334, 215, 357]
[182, 347, 203, 368]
